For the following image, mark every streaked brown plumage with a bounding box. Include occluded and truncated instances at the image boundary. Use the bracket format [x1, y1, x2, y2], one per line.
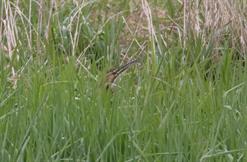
[105, 59, 138, 89]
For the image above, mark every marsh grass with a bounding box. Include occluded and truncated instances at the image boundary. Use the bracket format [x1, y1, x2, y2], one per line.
[1, 0, 247, 161]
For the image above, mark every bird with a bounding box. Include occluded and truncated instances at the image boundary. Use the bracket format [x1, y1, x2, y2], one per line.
[105, 59, 138, 90]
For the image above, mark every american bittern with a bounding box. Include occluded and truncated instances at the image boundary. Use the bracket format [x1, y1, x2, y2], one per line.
[105, 59, 138, 89]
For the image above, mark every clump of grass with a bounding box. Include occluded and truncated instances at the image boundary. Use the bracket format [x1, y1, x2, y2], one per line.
[0, 0, 247, 161]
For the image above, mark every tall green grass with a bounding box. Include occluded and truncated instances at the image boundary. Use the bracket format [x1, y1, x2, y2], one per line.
[1, 0, 247, 161]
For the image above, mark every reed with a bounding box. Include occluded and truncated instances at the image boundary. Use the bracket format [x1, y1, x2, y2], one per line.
[0, 0, 247, 161]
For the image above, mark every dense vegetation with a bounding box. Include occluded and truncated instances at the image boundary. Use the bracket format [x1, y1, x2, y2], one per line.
[0, 0, 247, 161]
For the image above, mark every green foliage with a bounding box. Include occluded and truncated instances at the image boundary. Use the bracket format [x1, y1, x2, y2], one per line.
[0, 0, 247, 161]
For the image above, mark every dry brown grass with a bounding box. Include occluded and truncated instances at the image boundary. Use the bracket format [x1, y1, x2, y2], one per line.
[1, 0, 246, 62]
[119, 0, 247, 60]
[184, 0, 247, 57]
